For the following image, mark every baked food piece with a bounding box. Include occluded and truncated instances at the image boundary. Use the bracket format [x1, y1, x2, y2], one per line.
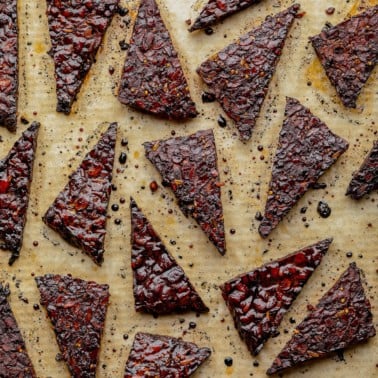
[197, 4, 300, 141]
[310, 6, 378, 108]
[35, 274, 110, 378]
[0, 283, 36, 377]
[46, 0, 119, 114]
[346, 140, 378, 199]
[118, 0, 197, 120]
[130, 197, 209, 315]
[124, 332, 211, 377]
[267, 263, 376, 375]
[0, 0, 18, 132]
[0, 122, 40, 265]
[221, 238, 331, 356]
[144, 129, 225, 255]
[43, 123, 117, 265]
[189, 0, 262, 32]
[259, 97, 348, 238]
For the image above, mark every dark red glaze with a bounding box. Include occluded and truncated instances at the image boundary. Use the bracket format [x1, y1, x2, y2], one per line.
[346, 140, 378, 199]
[35, 274, 110, 378]
[0, 283, 36, 377]
[189, 0, 262, 32]
[43, 123, 117, 265]
[124, 332, 211, 378]
[197, 4, 300, 141]
[267, 263, 376, 375]
[259, 97, 348, 238]
[118, 0, 197, 120]
[130, 198, 209, 315]
[144, 129, 225, 255]
[310, 6, 378, 108]
[0, 122, 40, 265]
[0, 0, 18, 131]
[221, 238, 332, 356]
[46, 0, 119, 114]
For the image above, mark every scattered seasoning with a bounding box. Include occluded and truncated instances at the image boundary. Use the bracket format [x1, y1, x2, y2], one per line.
[42, 124, 117, 266]
[310, 7, 378, 108]
[119, 40, 130, 50]
[0, 0, 18, 131]
[149, 181, 158, 192]
[124, 333, 211, 377]
[118, 0, 198, 120]
[267, 263, 376, 375]
[224, 357, 233, 367]
[130, 198, 209, 315]
[197, 5, 300, 141]
[35, 274, 110, 378]
[259, 98, 348, 238]
[119, 152, 127, 164]
[189, 0, 261, 32]
[317, 201, 331, 218]
[0, 123, 40, 265]
[325, 7, 335, 15]
[144, 129, 226, 255]
[46, 0, 119, 113]
[201, 91, 216, 103]
[346, 140, 378, 199]
[217, 115, 227, 128]
[220, 239, 332, 356]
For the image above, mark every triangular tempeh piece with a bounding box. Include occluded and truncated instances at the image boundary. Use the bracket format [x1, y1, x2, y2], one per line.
[43, 123, 117, 265]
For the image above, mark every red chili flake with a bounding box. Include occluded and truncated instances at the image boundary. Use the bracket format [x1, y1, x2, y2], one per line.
[346, 140, 378, 199]
[310, 6, 378, 108]
[221, 238, 332, 356]
[197, 5, 300, 141]
[267, 263, 376, 375]
[35, 275, 110, 378]
[0, 0, 18, 132]
[118, 0, 197, 120]
[130, 198, 209, 315]
[43, 123, 117, 265]
[258, 97, 348, 238]
[46, 0, 119, 114]
[189, 0, 262, 32]
[0, 283, 36, 377]
[144, 129, 226, 255]
[0, 122, 39, 265]
[124, 332, 211, 377]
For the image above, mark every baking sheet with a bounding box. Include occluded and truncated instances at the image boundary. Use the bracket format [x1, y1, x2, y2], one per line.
[0, 0, 377, 377]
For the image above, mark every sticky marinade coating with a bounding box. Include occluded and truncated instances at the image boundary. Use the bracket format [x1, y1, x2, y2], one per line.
[0, 122, 40, 265]
[35, 274, 110, 378]
[43, 123, 117, 265]
[221, 238, 332, 356]
[310, 6, 378, 108]
[118, 0, 197, 120]
[267, 263, 376, 375]
[0, 283, 36, 377]
[197, 4, 300, 141]
[46, 0, 119, 114]
[124, 332, 211, 378]
[189, 0, 262, 32]
[144, 129, 225, 255]
[130, 198, 209, 315]
[0, 0, 18, 132]
[346, 140, 378, 199]
[258, 97, 348, 238]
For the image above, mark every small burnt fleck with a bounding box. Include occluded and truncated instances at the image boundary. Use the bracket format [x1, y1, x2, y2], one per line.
[218, 115, 227, 128]
[317, 201, 331, 218]
[119, 152, 127, 164]
[224, 357, 233, 366]
[201, 92, 216, 103]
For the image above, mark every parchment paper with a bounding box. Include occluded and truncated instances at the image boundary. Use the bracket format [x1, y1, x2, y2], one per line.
[0, 0, 377, 377]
